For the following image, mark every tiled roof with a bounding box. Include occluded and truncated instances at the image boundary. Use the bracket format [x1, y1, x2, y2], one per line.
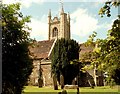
[79, 43, 95, 62]
[29, 40, 94, 60]
[29, 39, 55, 59]
[79, 43, 95, 54]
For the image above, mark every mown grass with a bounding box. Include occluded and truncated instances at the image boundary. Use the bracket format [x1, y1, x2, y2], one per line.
[23, 85, 120, 94]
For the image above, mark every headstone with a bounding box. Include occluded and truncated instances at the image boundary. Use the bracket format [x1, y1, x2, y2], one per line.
[64, 85, 78, 89]
[72, 77, 77, 85]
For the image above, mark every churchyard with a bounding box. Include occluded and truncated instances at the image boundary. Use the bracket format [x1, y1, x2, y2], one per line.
[2, 1, 120, 94]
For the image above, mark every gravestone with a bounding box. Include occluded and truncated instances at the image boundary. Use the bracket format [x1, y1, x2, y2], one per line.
[64, 85, 78, 89]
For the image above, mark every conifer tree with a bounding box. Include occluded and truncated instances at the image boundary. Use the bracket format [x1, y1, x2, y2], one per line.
[51, 38, 80, 85]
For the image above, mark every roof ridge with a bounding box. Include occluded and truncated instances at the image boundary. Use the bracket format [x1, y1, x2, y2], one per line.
[38, 39, 55, 43]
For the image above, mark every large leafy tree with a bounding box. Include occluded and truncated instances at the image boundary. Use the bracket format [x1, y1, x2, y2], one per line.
[98, 1, 120, 85]
[83, 1, 120, 85]
[82, 18, 120, 85]
[51, 38, 80, 85]
[99, 16, 120, 85]
[2, 3, 33, 93]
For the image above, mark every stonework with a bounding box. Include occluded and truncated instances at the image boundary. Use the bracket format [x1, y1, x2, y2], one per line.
[41, 60, 53, 86]
[29, 59, 53, 86]
[28, 40, 55, 86]
[29, 60, 39, 86]
[48, 8, 70, 40]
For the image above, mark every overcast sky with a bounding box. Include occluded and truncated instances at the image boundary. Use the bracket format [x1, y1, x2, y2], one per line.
[2, 0, 118, 43]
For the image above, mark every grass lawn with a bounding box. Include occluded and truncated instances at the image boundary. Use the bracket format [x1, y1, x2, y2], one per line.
[23, 85, 120, 94]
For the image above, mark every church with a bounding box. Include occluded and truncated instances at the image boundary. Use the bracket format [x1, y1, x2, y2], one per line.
[29, 5, 104, 87]
[29, 5, 71, 86]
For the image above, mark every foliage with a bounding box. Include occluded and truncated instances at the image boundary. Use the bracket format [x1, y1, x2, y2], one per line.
[99, 1, 120, 17]
[83, 16, 120, 84]
[51, 38, 80, 84]
[2, 3, 33, 93]
[98, 1, 120, 84]
[80, 32, 102, 70]
[99, 16, 120, 85]
[83, 1, 120, 85]
[62, 61, 80, 84]
[85, 31, 97, 47]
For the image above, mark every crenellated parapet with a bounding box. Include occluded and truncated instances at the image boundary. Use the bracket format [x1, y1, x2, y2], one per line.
[48, 6, 71, 40]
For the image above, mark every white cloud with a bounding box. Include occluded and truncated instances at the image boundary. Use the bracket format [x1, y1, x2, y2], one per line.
[93, 2, 104, 8]
[71, 8, 98, 37]
[28, 17, 48, 40]
[2, 0, 19, 4]
[2, 0, 44, 8]
[21, 0, 44, 8]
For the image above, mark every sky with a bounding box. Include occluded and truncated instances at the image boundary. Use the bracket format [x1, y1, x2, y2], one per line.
[2, 0, 118, 43]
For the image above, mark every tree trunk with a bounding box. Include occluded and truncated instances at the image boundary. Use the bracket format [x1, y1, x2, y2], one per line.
[60, 74, 64, 89]
[53, 74, 58, 90]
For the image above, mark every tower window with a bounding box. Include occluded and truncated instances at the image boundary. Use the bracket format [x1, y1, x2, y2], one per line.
[52, 27, 58, 37]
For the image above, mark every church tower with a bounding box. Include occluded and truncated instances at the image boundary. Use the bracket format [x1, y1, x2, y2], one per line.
[48, 4, 70, 40]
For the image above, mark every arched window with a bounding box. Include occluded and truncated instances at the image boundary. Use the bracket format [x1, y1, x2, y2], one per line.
[52, 27, 58, 37]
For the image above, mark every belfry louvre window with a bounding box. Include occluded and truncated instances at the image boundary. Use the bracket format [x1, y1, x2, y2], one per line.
[52, 27, 58, 37]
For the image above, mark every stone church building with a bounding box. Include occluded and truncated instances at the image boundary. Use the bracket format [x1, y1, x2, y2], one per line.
[29, 6, 71, 86]
[29, 5, 104, 87]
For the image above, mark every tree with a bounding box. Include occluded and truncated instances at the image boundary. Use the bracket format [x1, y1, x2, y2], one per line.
[99, 16, 120, 85]
[83, 1, 120, 85]
[51, 38, 80, 86]
[98, 1, 120, 85]
[99, 1, 120, 17]
[83, 17, 120, 85]
[2, 3, 33, 93]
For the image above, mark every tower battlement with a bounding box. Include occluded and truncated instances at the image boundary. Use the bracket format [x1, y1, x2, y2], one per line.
[48, 7, 70, 40]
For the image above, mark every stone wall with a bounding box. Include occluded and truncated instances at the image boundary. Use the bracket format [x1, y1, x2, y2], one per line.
[28, 60, 53, 86]
[28, 59, 103, 87]
[41, 62, 53, 86]
[29, 60, 39, 86]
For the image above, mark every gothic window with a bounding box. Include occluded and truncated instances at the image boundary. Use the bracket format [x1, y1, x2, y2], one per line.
[52, 27, 58, 37]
